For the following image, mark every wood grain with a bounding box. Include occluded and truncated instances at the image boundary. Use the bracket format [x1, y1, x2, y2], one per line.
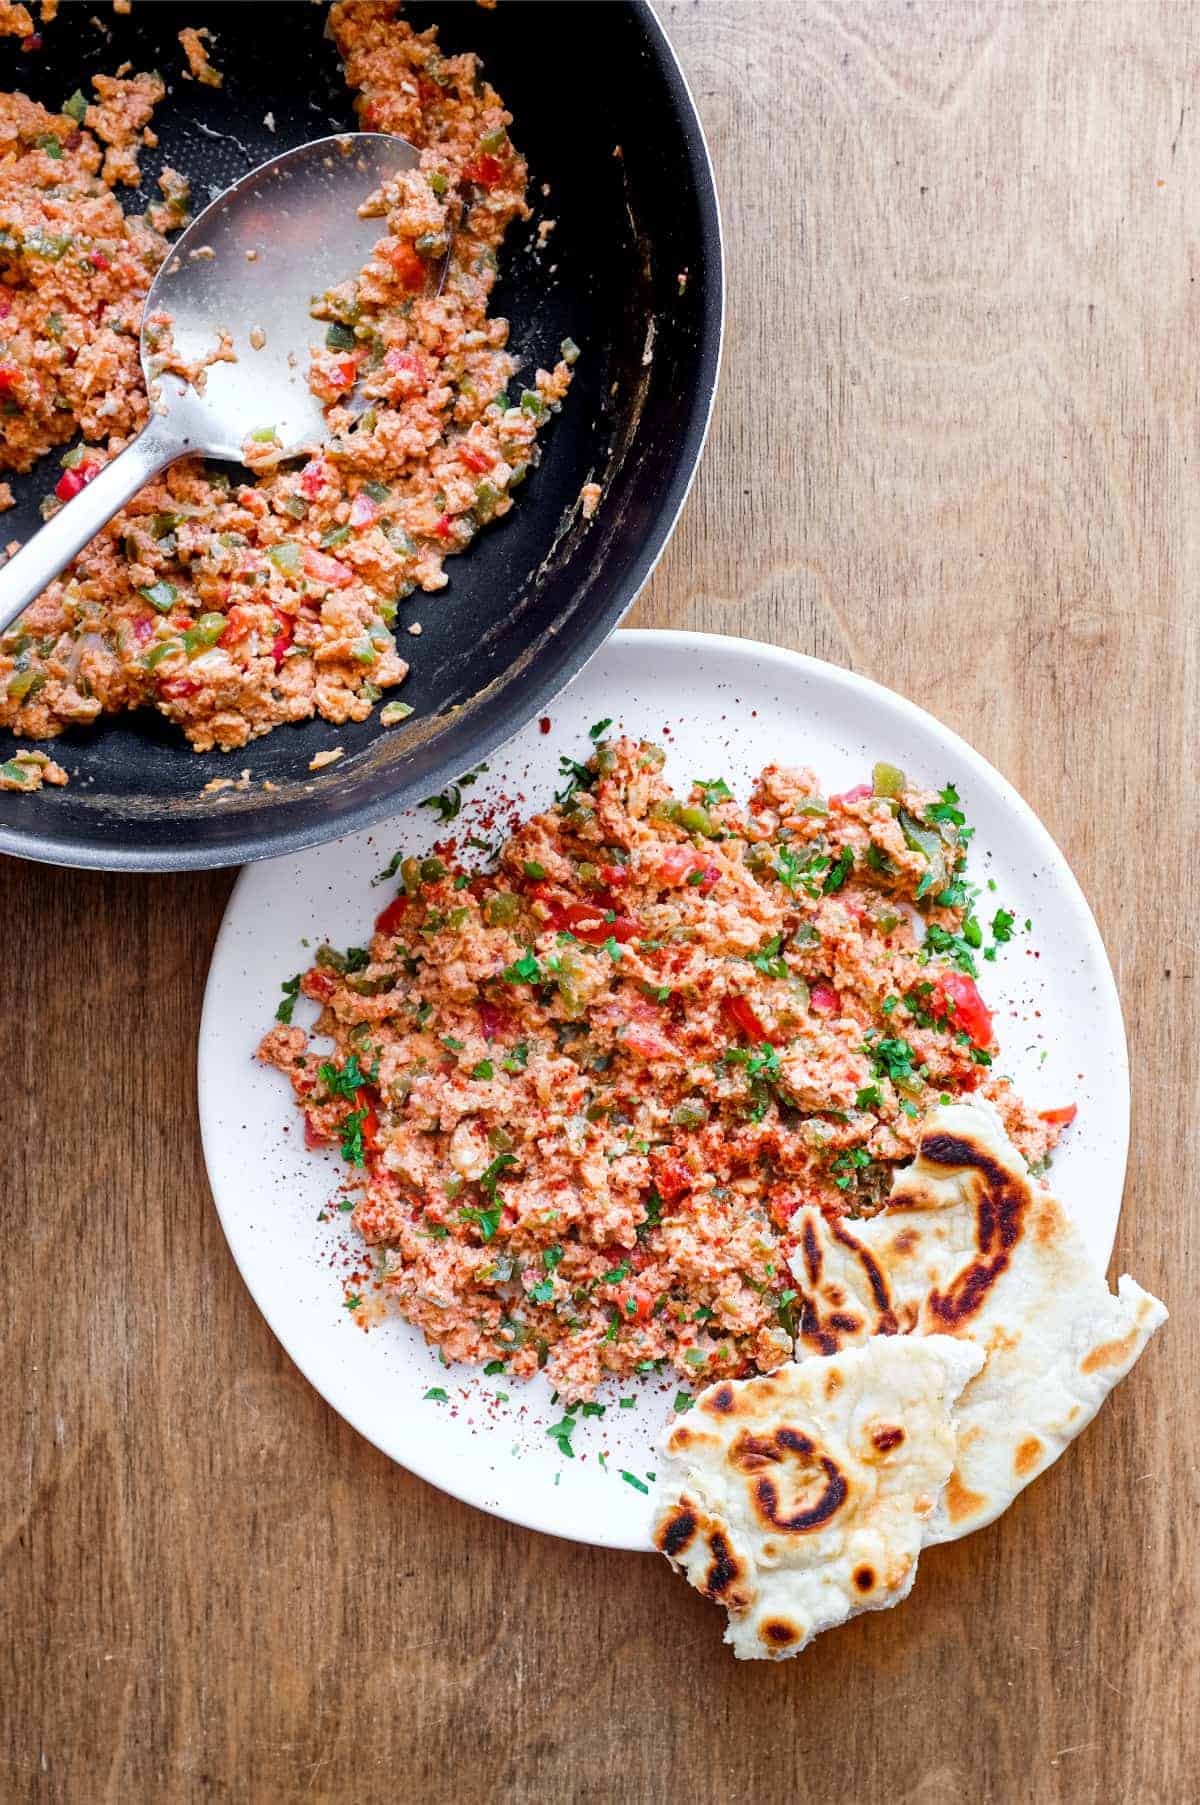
[2, 3, 1196, 1799]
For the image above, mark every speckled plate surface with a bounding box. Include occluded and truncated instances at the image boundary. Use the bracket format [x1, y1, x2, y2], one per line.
[198, 629, 1129, 1550]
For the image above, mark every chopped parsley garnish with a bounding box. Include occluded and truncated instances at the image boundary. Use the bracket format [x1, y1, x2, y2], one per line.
[619, 1397, 635, 1409]
[555, 755, 594, 804]
[855, 1085, 882, 1111]
[589, 717, 613, 739]
[619, 1470, 649, 1494]
[822, 846, 854, 894]
[483, 1359, 506, 1375]
[866, 1036, 922, 1091]
[501, 950, 542, 985]
[922, 922, 979, 978]
[459, 1203, 502, 1241]
[423, 1387, 449, 1402]
[546, 1418, 576, 1458]
[749, 934, 788, 979]
[275, 973, 302, 1023]
[696, 776, 732, 806]
[420, 782, 463, 822]
[673, 1391, 694, 1413]
[927, 782, 965, 828]
[543, 1245, 564, 1270]
[602, 935, 623, 962]
[502, 1041, 529, 1073]
[338, 1109, 369, 1167]
[343, 1294, 362, 1312]
[991, 907, 1015, 943]
[478, 1153, 516, 1198]
[528, 1278, 555, 1303]
[603, 1261, 631, 1284]
[373, 848, 404, 885]
[471, 1059, 494, 1081]
[319, 1052, 371, 1100]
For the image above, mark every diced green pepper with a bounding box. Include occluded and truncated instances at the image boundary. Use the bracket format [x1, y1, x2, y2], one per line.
[266, 541, 300, 572]
[872, 761, 906, 798]
[560, 337, 580, 365]
[183, 612, 227, 655]
[62, 90, 88, 124]
[485, 892, 520, 927]
[899, 810, 948, 897]
[674, 802, 717, 838]
[478, 126, 508, 153]
[325, 322, 356, 351]
[138, 581, 178, 614]
[6, 667, 45, 700]
[380, 699, 413, 726]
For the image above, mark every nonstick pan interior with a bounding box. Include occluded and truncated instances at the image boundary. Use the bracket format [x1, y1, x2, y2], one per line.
[0, 1, 722, 870]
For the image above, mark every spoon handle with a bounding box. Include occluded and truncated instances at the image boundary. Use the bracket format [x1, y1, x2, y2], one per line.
[0, 421, 183, 639]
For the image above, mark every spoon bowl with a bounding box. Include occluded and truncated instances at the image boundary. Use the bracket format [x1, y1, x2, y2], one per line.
[145, 131, 421, 462]
[0, 131, 422, 639]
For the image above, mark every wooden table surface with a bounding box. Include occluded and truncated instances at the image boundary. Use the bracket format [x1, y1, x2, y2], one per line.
[3, 4, 1195, 1800]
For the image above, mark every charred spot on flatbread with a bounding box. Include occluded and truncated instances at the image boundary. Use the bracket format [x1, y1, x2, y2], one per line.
[728, 1426, 850, 1534]
[656, 1505, 698, 1559]
[759, 1618, 803, 1650]
[905, 1125, 1031, 1332]
[853, 1564, 876, 1593]
[800, 1217, 823, 1285]
[870, 1424, 905, 1454]
[704, 1384, 736, 1415]
[703, 1531, 745, 1602]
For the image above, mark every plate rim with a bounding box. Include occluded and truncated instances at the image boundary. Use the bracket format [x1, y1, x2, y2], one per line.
[197, 626, 1131, 1549]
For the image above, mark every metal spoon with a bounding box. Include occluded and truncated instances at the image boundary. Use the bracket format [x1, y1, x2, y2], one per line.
[0, 131, 423, 638]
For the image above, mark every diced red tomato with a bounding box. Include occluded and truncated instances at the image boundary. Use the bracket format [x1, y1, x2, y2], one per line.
[383, 239, 427, 290]
[129, 615, 155, 648]
[374, 894, 408, 936]
[831, 783, 873, 806]
[478, 1001, 508, 1041]
[463, 153, 504, 188]
[1038, 1104, 1078, 1127]
[549, 899, 640, 944]
[723, 994, 774, 1044]
[650, 1153, 691, 1204]
[20, 32, 42, 51]
[298, 459, 330, 498]
[597, 863, 632, 889]
[301, 545, 354, 588]
[0, 296, 11, 320]
[54, 459, 100, 501]
[657, 845, 710, 888]
[301, 969, 336, 1001]
[622, 1023, 676, 1060]
[433, 513, 453, 540]
[0, 362, 21, 394]
[457, 442, 491, 474]
[270, 611, 293, 671]
[349, 492, 379, 529]
[617, 1285, 655, 1324]
[327, 354, 359, 390]
[158, 675, 200, 700]
[383, 347, 425, 386]
[89, 251, 110, 272]
[355, 1089, 380, 1154]
[218, 604, 256, 649]
[304, 1116, 330, 1150]
[809, 982, 841, 1016]
[932, 970, 993, 1048]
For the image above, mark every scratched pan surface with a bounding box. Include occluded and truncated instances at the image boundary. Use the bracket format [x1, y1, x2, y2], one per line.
[0, 1, 722, 870]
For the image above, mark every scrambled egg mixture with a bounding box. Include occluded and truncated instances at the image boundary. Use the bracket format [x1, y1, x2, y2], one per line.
[259, 735, 1071, 1401]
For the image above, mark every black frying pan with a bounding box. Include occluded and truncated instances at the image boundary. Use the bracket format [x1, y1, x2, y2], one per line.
[0, 0, 721, 870]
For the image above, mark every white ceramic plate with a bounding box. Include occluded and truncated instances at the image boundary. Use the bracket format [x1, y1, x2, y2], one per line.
[198, 629, 1129, 1551]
